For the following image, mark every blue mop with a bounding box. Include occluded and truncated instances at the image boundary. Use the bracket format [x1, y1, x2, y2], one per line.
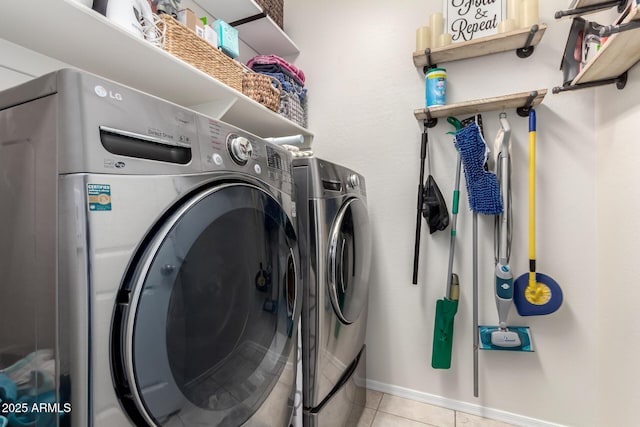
[454, 123, 503, 215]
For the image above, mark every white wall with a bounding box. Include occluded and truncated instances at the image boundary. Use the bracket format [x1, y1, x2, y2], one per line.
[285, 1, 608, 426]
[595, 64, 640, 426]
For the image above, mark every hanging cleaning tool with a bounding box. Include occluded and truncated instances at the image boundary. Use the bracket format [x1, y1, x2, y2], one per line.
[412, 123, 449, 285]
[412, 125, 429, 285]
[479, 113, 533, 352]
[431, 117, 462, 369]
[454, 122, 503, 216]
[456, 114, 483, 397]
[514, 109, 563, 316]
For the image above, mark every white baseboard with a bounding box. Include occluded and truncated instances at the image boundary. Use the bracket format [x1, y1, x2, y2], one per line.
[365, 379, 567, 427]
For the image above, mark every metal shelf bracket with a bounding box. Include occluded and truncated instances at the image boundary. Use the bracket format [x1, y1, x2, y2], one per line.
[516, 91, 538, 117]
[422, 48, 438, 74]
[599, 19, 640, 37]
[424, 114, 438, 129]
[554, 0, 626, 19]
[552, 71, 627, 94]
[516, 25, 539, 58]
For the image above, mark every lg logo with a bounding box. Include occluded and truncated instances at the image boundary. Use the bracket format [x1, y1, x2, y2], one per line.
[94, 85, 123, 101]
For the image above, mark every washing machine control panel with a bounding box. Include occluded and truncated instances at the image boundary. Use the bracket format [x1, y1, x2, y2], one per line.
[197, 116, 292, 186]
[227, 134, 253, 165]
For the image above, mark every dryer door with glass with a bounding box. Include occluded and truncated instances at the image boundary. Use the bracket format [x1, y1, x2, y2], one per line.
[326, 197, 371, 325]
[112, 182, 299, 427]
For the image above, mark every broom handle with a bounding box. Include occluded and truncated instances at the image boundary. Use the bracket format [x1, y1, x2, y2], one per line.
[528, 110, 536, 287]
[473, 212, 479, 397]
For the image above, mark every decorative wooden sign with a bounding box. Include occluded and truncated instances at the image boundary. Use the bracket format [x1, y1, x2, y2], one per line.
[443, 0, 506, 43]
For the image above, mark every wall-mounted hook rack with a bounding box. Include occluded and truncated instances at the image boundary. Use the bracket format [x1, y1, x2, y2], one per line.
[555, 0, 627, 19]
[553, 72, 627, 94]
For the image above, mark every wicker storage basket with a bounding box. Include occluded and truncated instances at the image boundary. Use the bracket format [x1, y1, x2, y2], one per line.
[159, 14, 243, 92]
[242, 73, 281, 112]
[255, 0, 284, 29]
[280, 91, 307, 127]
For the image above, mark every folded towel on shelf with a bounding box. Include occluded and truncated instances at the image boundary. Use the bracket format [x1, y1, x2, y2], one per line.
[247, 55, 306, 85]
[257, 72, 307, 102]
[250, 64, 304, 87]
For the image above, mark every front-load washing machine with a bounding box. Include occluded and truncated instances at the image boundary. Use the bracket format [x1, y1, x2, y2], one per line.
[293, 158, 371, 426]
[0, 68, 301, 427]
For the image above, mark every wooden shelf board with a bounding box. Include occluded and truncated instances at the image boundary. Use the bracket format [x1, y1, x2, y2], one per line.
[572, 6, 640, 85]
[235, 16, 300, 57]
[412, 24, 547, 68]
[414, 89, 547, 121]
[192, 0, 262, 23]
[192, 0, 299, 57]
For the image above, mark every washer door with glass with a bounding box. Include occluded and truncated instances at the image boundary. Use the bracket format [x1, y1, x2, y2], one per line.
[327, 197, 371, 325]
[112, 183, 299, 427]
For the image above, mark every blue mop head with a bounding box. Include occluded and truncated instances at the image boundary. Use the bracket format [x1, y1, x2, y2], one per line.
[454, 123, 503, 215]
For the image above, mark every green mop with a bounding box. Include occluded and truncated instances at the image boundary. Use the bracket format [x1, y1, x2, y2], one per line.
[431, 117, 462, 369]
[478, 113, 533, 352]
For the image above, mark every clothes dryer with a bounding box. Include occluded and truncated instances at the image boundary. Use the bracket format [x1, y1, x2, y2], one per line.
[293, 158, 371, 427]
[0, 68, 300, 427]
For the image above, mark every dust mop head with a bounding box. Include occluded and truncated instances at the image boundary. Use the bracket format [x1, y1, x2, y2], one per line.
[478, 326, 534, 352]
[454, 124, 503, 215]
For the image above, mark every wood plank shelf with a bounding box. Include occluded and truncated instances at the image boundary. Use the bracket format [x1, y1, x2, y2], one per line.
[573, 6, 640, 85]
[554, 4, 640, 93]
[414, 89, 546, 127]
[412, 24, 547, 69]
[192, 0, 300, 57]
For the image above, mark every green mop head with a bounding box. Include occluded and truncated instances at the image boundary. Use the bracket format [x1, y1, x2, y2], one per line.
[454, 123, 503, 215]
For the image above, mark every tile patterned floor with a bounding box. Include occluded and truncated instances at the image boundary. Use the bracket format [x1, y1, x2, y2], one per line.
[359, 390, 518, 427]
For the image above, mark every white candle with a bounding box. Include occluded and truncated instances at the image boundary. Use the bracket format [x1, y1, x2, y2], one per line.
[416, 26, 431, 51]
[430, 13, 444, 48]
[507, 0, 522, 27]
[498, 19, 517, 34]
[520, 0, 539, 28]
[439, 33, 452, 47]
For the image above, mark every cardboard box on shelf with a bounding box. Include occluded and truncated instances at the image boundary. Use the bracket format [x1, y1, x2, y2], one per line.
[177, 8, 203, 35]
